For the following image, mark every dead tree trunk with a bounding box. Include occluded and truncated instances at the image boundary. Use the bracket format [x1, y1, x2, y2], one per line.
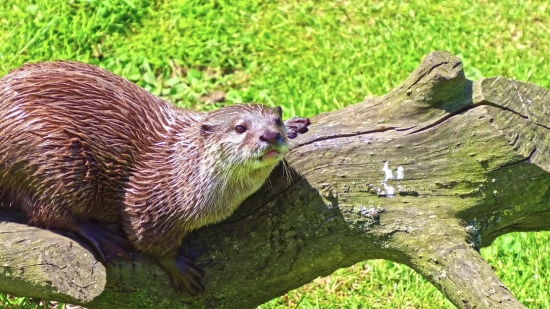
[1, 51, 547, 309]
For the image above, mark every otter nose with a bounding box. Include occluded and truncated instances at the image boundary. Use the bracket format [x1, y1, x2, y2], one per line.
[259, 130, 282, 144]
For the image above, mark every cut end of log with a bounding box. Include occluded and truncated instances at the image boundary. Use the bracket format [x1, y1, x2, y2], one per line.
[0, 218, 106, 304]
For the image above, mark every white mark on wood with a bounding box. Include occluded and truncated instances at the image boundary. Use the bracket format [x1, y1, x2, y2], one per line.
[360, 206, 379, 219]
[510, 79, 532, 105]
[379, 161, 395, 197]
[465, 224, 478, 233]
[379, 162, 405, 197]
[382, 161, 394, 182]
[383, 183, 395, 196]
[510, 79, 524, 103]
[397, 166, 404, 179]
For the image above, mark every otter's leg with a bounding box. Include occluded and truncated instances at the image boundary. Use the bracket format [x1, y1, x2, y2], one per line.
[76, 222, 133, 263]
[122, 172, 205, 295]
[154, 253, 205, 295]
[15, 195, 132, 263]
[120, 213, 205, 294]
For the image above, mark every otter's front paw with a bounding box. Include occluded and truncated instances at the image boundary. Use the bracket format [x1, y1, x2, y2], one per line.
[156, 254, 205, 295]
[285, 117, 311, 139]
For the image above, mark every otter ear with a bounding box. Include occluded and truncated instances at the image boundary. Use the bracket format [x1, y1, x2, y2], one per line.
[200, 123, 216, 136]
[273, 106, 283, 117]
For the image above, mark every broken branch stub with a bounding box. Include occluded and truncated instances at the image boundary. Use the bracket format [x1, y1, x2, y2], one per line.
[1, 51, 548, 309]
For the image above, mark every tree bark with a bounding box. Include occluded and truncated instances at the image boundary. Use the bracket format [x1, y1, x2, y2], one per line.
[1, 51, 547, 309]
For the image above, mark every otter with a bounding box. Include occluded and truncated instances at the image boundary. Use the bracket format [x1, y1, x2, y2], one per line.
[0, 61, 310, 295]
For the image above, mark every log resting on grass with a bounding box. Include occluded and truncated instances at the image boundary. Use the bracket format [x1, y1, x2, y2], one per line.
[1, 51, 547, 309]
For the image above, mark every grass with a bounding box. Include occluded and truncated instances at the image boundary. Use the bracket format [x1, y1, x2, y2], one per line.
[260, 232, 550, 309]
[0, 0, 549, 308]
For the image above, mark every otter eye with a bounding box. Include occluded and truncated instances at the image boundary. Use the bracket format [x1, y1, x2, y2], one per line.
[235, 125, 247, 134]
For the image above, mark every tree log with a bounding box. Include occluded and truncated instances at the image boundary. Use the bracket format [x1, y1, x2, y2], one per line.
[1, 51, 547, 309]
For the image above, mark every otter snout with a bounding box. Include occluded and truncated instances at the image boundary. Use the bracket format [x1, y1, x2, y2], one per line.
[259, 130, 282, 145]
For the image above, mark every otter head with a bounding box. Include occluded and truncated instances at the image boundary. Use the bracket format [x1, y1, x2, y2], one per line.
[199, 104, 289, 173]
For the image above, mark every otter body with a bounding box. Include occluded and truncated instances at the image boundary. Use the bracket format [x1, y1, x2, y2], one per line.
[0, 62, 309, 294]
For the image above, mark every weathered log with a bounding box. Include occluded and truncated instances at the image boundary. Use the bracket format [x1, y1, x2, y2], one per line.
[1, 51, 547, 309]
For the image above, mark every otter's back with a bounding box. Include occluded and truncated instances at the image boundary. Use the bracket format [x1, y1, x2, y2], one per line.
[0, 62, 192, 226]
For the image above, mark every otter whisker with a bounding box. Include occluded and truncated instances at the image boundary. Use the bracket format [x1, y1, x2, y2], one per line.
[281, 159, 293, 185]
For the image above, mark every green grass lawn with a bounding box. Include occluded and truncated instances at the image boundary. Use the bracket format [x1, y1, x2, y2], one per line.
[1, 0, 550, 308]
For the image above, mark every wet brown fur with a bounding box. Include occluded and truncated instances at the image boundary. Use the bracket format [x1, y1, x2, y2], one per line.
[0, 61, 288, 257]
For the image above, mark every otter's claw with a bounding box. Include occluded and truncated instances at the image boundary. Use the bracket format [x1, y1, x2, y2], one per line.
[77, 221, 133, 263]
[285, 117, 311, 139]
[156, 254, 205, 295]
